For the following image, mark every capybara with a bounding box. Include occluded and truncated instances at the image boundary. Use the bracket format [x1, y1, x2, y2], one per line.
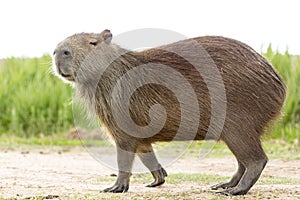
[52, 29, 286, 195]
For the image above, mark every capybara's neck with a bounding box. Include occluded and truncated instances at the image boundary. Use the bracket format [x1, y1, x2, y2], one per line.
[74, 43, 145, 121]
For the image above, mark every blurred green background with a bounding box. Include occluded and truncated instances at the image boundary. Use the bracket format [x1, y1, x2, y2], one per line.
[0, 47, 299, 144]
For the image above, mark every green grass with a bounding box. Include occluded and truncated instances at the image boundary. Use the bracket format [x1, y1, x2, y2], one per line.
[97, 173, 230, 184]
[134, 173, 229, 185]
[97, 173, 299, 187]
[0, 48, 299, 143]
[0, 133, 298, 159]
[0, 133, 110, 150]
[263, 46, 300, 142]
[0, 55, 73, 136]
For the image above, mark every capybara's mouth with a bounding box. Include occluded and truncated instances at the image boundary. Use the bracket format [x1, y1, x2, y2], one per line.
[60, 73, 75, 82]
[55, 64, 76, 82]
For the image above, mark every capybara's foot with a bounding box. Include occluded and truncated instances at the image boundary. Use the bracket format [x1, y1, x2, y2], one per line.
[146, 167, 168, 187]
[215, 186, 248, 196]
[103, 183, 129, 193]
[211, 181, 234, 190]
[103, 171, 130, 193]
[146, 179, 165, 187]
[211, 177, 241, 190]
[211, 161, 245, 190]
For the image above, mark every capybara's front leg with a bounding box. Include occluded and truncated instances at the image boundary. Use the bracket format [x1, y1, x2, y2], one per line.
[103, 144, 136, 193]
[137, 144, 167, 187]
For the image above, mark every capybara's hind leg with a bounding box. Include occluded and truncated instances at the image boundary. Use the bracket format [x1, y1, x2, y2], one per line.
[137, 144, 168, 187]
[211, 161, 245, 190]
[217, 133, 268, 195]
[218, 158, 267, 195]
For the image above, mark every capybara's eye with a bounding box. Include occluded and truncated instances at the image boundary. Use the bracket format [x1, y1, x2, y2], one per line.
[53, 51, 56, 55]
[89, 41, 98, 46]
[64, 51, 70, 56]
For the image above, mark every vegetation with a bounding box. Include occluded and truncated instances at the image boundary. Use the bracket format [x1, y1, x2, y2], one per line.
[0, 48, 299, 143]
[0, 55, 73, 136]
[263, 46, 300, 142]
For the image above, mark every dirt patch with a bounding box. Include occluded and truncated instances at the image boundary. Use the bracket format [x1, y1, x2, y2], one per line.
[0, 147, 299, 199]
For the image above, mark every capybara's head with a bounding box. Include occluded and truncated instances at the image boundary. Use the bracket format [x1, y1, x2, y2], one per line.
[52, 29, 112, 82]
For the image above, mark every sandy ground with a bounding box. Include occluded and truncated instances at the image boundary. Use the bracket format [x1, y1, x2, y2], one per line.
[0, 147, 299, 200]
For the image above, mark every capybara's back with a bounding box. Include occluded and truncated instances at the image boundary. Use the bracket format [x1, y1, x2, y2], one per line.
[134, 36, 286, 142]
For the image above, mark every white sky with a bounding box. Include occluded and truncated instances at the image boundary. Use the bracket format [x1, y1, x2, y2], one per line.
[0, 0, 299, 58]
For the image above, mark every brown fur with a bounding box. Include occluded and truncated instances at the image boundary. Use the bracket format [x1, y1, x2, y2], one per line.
[53, 30, 286, 195]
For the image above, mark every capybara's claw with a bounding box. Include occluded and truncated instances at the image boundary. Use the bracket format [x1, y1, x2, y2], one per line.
[146, 179, 165, 187]
[211, 183, 225, 190]
[103, 183, 129, 193]
[211, 182, 233, 190]
[146, 167, 167, 187]
[215, 189, 232, 196]
[215, 187, 248, 196]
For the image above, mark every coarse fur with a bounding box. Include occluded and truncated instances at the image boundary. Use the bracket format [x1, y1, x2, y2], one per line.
[53, 29, 286, 195]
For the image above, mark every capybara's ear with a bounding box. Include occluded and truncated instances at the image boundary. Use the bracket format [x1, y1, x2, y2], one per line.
[101, 29, 112, 44]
